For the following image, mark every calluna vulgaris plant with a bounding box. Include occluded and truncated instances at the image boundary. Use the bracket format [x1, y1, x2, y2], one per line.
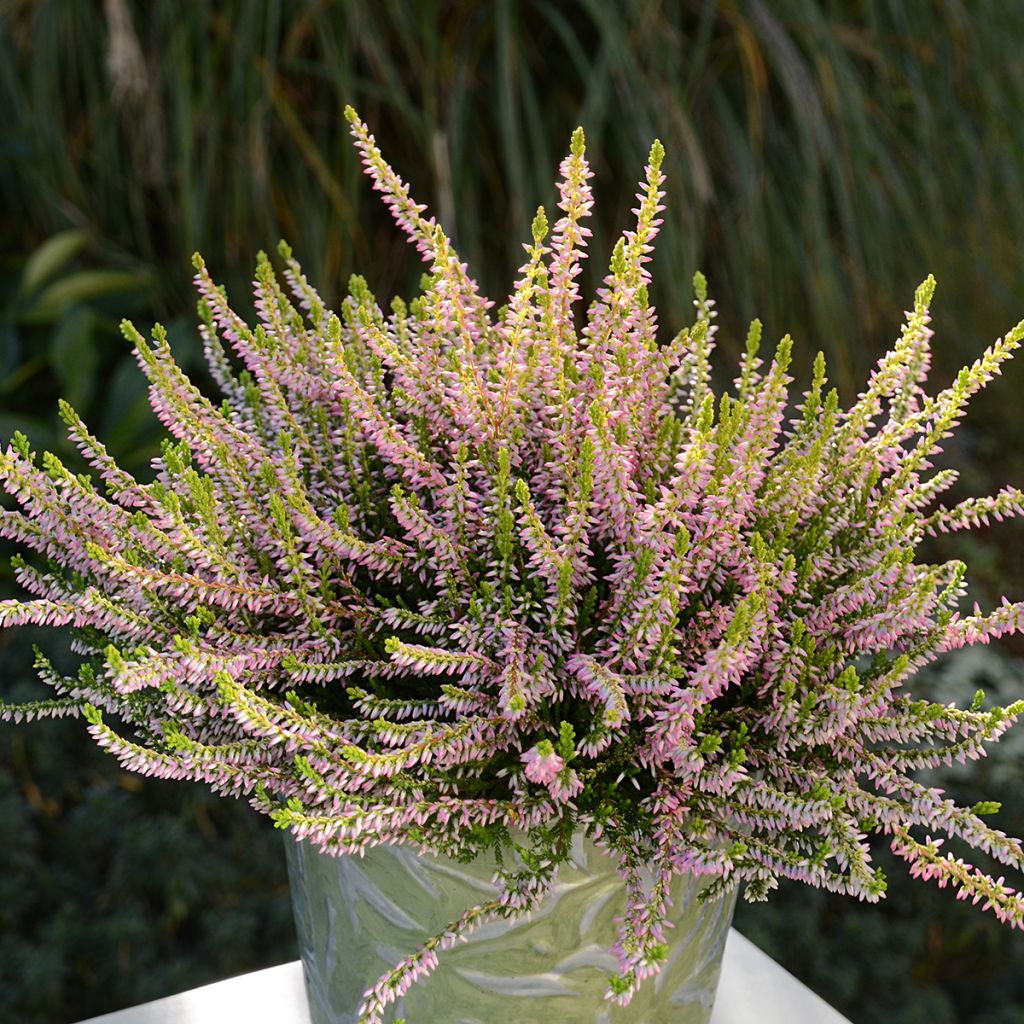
[3, 107, 1024, 1021]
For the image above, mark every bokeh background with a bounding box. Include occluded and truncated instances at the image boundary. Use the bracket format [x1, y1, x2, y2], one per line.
[2, 2, 1024, 1021]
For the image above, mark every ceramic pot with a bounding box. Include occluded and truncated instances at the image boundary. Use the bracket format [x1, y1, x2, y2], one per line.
[285, 830, 736, 1023]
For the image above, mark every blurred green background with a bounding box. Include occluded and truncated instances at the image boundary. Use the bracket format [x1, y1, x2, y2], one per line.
[2, 2, 1023, 1021]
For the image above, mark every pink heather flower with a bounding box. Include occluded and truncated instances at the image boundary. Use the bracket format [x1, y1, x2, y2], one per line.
[549, 767, 585, 803]
[522, 740, 564, 786]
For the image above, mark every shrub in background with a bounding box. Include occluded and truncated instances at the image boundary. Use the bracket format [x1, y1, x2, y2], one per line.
[0, 231, 166, 469]
[5, 1, 1024, 387]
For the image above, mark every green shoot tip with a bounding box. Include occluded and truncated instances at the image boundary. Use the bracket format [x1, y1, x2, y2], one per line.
[649, 138, 665, 171]
[972, 800, 1002, 816]
[745, 319, 762, 358]
[813, 350, 827, 381]
[119, 318, 140, 343]
[775, 334, 794, 371]
[610, 237, 627, 275]
[531, 206, 549, 244]
[914, 274, 936, 311]
[570, 126, 586, 158]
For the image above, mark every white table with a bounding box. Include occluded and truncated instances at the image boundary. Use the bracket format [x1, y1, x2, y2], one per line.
[74, 928, 852, 1023]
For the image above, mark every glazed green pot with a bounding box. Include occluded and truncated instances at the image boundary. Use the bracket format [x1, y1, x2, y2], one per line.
[285, 830, 737, 1023]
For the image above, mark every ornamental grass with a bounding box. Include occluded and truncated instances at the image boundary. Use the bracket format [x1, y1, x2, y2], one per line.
[2, 109, 1024, 1020]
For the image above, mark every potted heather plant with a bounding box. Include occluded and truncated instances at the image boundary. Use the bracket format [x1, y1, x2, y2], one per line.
[3, 107, 1024, 1023]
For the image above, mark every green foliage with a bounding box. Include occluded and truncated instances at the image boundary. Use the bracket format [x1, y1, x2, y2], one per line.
[4, 1, 1024, 389]
[0, 233, 159, 478]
